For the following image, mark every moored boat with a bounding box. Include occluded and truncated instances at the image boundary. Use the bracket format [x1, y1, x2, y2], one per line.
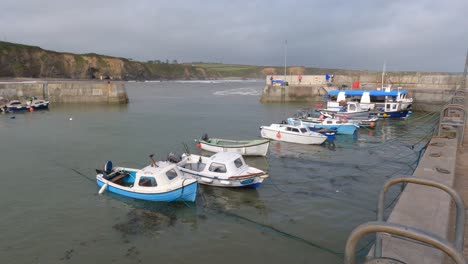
[287, 117, 359, 135]
[176, 152, 268, 188]
[96, 159, 198, 202]
[196, 134, 270, 156]
[260, 124, 328, 144]
[6, 96, 50, 112]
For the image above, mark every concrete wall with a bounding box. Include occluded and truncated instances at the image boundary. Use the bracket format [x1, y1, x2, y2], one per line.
[0, 81, 128, 104]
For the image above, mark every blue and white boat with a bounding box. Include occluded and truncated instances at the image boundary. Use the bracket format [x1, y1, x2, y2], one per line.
[177, 152, 269, 188]
[96, 160, 198, 202]
[320, 101, 375, 119]
[287, 117, 359, 135]
[6, 97, 50, 112]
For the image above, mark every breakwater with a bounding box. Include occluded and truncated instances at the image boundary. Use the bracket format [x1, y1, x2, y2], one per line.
[0, 80, 129, 104]
[261, 73, 467, 112]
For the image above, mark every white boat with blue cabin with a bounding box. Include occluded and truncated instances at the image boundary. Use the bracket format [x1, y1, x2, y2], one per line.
[287, 117, 359, 135]
[176, 152, 268, 188]
[320, 101, 375, 119]
[96, 160, 198, 202]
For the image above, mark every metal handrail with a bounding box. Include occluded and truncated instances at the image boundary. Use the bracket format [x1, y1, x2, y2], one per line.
[451, 95, 465, 104]
[375, 177, 465, 257]
[454, 90, 465, 97]
[345, 221, 466, 264]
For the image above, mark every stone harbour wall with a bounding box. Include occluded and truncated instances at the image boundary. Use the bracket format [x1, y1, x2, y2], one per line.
[0, 81, 129, 104]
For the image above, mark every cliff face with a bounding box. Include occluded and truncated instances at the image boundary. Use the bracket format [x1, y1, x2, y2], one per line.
[0, 41, 269, 80]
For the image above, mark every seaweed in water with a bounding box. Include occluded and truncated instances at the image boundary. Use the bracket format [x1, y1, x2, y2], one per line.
[113, 209, 176, 237]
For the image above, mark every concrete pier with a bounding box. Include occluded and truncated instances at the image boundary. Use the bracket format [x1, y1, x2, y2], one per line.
[359, 87, 468, 263]
[0, 80, 129, 104]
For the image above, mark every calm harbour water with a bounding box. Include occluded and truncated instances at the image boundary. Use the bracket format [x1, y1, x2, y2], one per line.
[0, 80, 438, 264]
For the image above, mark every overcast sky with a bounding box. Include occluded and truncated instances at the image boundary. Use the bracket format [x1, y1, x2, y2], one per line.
[1, 0, 467, 72]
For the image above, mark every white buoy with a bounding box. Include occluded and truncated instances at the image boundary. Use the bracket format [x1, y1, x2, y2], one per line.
[69, 117, 73, 121]
[98, 183, 108, 194]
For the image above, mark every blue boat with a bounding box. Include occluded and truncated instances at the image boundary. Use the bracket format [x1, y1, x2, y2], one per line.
[287, 117, 359, 135]
[96, 160, 198, 202]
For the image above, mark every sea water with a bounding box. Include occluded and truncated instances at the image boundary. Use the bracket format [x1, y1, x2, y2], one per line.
[0, 80, 438, 263]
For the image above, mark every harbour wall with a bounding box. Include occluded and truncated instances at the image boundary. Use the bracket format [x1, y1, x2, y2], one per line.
[261, 74, 467, 112]
[0, 81, 129, 104]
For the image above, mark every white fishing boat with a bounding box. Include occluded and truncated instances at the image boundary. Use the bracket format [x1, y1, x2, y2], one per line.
[176, 152, 268, 188]
[96, 158, 198, 202]
[260, 124, 328, 144]
[196, 134, 270, 156]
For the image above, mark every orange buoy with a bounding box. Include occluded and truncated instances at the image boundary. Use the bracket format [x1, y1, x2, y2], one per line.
[196, 143, 201, 148]
[276, 131, 281, 139]
[369, 122, 375, 127]
[29, 107, 34, 112]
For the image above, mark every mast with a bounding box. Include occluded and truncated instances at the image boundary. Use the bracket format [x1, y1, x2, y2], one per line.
[284, 40, 287, 85]
[381, 60, 386, 89]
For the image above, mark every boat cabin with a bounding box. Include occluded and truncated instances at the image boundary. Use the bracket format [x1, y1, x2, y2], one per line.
[105, 162, 185, 190]
[181, 152, 249, 176]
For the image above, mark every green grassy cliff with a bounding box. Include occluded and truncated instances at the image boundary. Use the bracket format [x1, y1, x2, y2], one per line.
[0, 41, 450, 80]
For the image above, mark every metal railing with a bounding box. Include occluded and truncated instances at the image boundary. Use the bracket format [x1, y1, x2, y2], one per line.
[345, 222, 466, 264]
[344, 177, 466, 264]
[375, 177, 465, 257]
[438, 103, 466, 145]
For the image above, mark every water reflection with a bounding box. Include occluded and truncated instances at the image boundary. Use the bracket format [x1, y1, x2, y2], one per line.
[106, 195, 199, 238]
[199, 185, 266, 213]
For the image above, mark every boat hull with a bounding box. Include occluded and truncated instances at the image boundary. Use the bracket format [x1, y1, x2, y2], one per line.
[178, 169, 266, 188]
[200, 140, 270, 156]
[96, 179, 198, 202]
[309, 124, 357, 135]
[378, 110, 409, 118]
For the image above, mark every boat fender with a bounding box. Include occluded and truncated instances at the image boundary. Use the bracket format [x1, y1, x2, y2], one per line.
[276, 131, 281, 139]
[104, 161, 113, 173]
[98, 182, 108, 194]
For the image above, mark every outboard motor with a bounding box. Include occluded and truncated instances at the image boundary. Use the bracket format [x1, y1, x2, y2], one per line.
[201, 133, 209, 141]
[167, 153, 181, 163]
[104, 160, 113, 174]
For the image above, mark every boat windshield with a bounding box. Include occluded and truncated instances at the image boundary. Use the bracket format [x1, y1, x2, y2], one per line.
[208, 162, 227, 173]
[166, 169, 178, 180]
[300, 128, 308, 133]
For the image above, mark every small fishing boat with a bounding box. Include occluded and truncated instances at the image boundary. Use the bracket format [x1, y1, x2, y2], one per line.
[320, 101, 374, 119]
[96, 157, 198, 202]
[287, 117, 359, 135]
[195, 134, 270, 156]
[6, 96, 50, 112]
[260, 124, 328, 144]
[176, 152, 268, 188]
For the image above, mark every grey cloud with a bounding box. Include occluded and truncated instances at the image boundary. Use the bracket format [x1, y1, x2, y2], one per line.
[1, 0, 467, 72]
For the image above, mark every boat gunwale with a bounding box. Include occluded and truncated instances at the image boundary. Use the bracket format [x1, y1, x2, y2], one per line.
[96, 177, 198, 196]
[200, 138, 270, 148]
[260, 126, 327, 139]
